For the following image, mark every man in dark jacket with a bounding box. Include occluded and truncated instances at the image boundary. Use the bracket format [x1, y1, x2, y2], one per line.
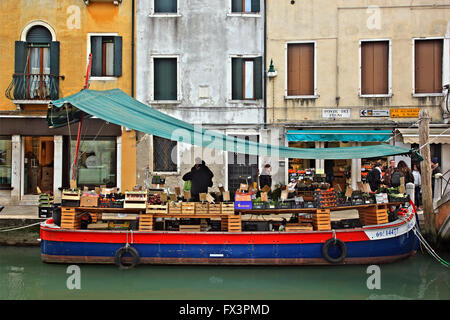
[182, 157, 214, 201]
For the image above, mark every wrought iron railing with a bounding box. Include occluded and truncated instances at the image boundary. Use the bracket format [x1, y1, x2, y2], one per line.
[5, 73, 60, 101]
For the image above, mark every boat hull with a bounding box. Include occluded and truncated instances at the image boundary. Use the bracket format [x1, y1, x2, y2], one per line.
[40, 204, 420, 266]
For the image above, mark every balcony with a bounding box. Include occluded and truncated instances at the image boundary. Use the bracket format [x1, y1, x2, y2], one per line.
[6, 73, 60, 104]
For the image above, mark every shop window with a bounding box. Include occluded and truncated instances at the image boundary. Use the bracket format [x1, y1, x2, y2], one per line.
[152, 57, 178, 101]
[287, 42, 315, 97]
[69, 138, 117, 189]
[414, 39, 443, 95]
[0, 137, 12, 188]
[360, 40, 390, 96]
[90, 35, 122, 77]
[231, 0, 260, 13]
[231, 57, 263, 100]
[153, 136, 178, 173]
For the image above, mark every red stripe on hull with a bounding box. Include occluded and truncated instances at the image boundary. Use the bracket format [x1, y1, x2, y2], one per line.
[40, 228, 370, 245]
[41, 251, 416, 266]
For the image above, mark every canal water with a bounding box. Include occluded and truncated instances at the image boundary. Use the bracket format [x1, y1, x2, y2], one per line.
[0, 246, 448, 300]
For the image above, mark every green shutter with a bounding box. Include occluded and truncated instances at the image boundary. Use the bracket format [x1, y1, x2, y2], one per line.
[251, 0, 260, 12]
[253, 56, 263, 99]
[14, 41, 28, 74]
[90, 36, 103, 77]
[50, 41, 60, 76]
[113, 36, 122, 77]
[154, 58, 177, 100]
[231, 0, 243, 12]
[232, 58, 243, 100]
[155, 0, 177, 13]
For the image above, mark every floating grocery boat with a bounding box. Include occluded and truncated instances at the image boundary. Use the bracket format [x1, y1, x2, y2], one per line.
[40, 201, 419, 268]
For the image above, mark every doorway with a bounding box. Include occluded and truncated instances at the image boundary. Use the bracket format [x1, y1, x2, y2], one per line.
[23, 136, 54, 195]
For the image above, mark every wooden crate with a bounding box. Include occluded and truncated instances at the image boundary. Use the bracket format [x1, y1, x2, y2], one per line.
[179, 225, 201, 232]
[80, 196, 99, 207]
[285, 223, 313, 231]
[182, 202, 195, 214]
[227, 214, 241, 232]
[60, 211, 81, 229]
[221, 216, 228, 231]
[146, 204, 168, 215]
[139, 215, 153, 231]
[195, 202, 209, 215]
[208, 203, 222, 215]
[361, 207, 389, 225]
[168, 201, 182, 214]
[312, 209, 331, 231]
[221, 202, 235, 215]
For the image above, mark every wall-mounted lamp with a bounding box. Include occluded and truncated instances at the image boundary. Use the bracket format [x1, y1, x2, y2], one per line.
[290, 0, 295, 5]
[267, 59, 277, 78]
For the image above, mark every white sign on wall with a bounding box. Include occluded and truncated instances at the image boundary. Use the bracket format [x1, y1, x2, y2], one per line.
[322, 109, 351, 119]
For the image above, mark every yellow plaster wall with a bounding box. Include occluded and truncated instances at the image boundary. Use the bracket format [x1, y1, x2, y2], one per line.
[0, 0, 136, 190]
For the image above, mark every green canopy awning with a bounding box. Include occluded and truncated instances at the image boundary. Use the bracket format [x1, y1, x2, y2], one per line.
[47, 88, 413, 160]
[287, 130, 391, 142]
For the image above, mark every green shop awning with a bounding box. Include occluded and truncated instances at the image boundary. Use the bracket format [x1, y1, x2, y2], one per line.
[287, 130, 391, 142]
[47, 88, 413, 160]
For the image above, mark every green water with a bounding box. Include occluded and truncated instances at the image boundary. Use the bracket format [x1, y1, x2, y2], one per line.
[0, 246, 448, 300]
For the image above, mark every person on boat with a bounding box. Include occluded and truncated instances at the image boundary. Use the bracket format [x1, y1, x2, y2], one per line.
[383, 159, 397, 187]
[259, 163, 272, 189]
[397, 160, 414, 186]
[182, 157, 214, 201]
[367, 160, 382, 192]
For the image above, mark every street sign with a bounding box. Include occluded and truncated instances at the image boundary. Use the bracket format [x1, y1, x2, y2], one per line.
[390, 108, 420, 118]
[322, 109, 351, 119]
[360, 109, 390, 117]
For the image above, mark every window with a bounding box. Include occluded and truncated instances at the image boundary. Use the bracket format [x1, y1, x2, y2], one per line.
[231, 57, 263, 100]
[414, 39, 443, 95]
[10, 25, 60, 101]
[153, 0, 177, 13]
[69, 138, 117, 188]
[286, 42, 316, 97]
[90, 35, 122, 77]
[152, 57, 178, 101]
[153, 136, 178, 173]
[231, 0, 260, 13]
[0, 137, 12, 188]
[360, 40, 390, 96]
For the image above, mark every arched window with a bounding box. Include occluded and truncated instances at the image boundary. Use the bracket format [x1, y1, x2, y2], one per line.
[10, 22, 60, 101]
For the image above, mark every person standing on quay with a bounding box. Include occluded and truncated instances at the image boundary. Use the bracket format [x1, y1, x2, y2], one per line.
[412, 164, 422, 209]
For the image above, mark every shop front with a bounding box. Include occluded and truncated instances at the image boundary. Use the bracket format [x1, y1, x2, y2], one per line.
[0, 117, 121, 205]
[286, 129, 393, 191]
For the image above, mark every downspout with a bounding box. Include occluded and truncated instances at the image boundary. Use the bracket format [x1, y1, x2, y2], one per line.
[263, 0, 267, 129]
[131, 0, 135, 98]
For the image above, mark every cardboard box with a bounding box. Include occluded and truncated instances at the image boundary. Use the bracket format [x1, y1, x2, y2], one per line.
[235, 201, 252, 210]
[235, 193, 252, 201]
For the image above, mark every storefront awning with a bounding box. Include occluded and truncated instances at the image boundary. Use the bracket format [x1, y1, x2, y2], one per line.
[397, 128, 450, 145]
[46, 89, 413, 160]
[287, 130, 391, 142]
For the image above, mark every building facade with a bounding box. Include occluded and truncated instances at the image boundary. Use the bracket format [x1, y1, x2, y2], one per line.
[265, 0, 450, 194]
[135, 0, 268, 193]
[0, 0, 136, 204]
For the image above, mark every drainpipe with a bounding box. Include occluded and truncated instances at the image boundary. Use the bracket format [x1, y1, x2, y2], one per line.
[131, 0, 135, 98]
[263, 0, 267, 129]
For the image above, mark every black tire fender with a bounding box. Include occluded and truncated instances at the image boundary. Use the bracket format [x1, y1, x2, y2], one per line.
[115, 245, 140, 269]
[322, 238, 347, 263]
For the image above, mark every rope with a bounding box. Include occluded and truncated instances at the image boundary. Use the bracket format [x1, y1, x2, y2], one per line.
[402, 216, 450, 268]
[418, 127, 450, 151]
[0, 221, 42, 233]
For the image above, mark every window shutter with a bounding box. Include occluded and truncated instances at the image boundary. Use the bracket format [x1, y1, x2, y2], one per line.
[253, 56, 263, 99]
[113, 36, 122, 77]
[50, 41, 60, 76]
[251, 0, 260, 13]
[415, 40, 443, 94]
[232, 58, 243, 100]
[231, 0, 243, 13]
[90, 36, 103, 77]
[14, 41, 28, 74]
[154, 58, 177, 100]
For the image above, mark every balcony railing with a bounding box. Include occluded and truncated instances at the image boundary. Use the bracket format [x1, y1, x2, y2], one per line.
[5, 73, 60, 101]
